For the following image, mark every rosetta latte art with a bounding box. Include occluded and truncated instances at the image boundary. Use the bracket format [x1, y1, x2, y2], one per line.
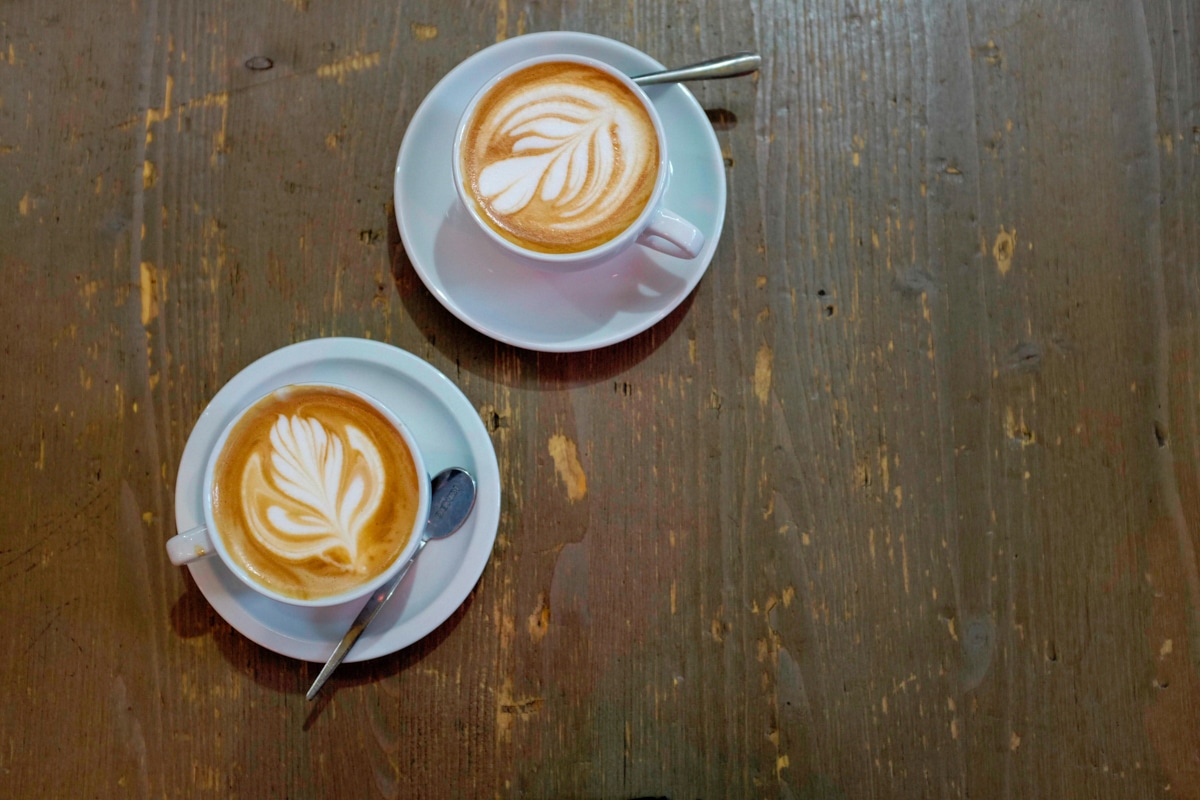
[461, 62, 660, 253]
[241, 413, 385, 569]
[477, 92, 646, 221]
[212, 385, 420, 601]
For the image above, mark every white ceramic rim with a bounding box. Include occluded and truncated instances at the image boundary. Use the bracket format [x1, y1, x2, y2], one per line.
[393, 31, 727, 352]
[173, 337, 502, 663]
[451, 53, 671, 267]
[198, 382, 431, 609]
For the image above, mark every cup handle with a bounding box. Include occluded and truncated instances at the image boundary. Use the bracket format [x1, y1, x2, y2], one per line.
[636, 208, 705, 259]
[166, 525, 216, 566]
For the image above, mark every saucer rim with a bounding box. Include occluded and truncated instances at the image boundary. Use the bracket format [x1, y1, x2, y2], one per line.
[394, 31, 727, 353]
[171, 337, 501, 663]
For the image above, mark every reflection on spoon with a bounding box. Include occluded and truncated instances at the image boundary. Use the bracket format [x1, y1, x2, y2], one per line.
[306, 467, 477, 700]
[631, 52, 761, 86]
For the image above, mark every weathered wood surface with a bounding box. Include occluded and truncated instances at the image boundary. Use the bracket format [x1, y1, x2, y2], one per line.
[2, 0, 1198, 797]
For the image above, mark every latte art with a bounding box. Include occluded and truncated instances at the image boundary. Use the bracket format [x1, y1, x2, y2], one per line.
[460, 61, 660, 254]
[242, 414, 384, 567]
[211, 386, 421, 601]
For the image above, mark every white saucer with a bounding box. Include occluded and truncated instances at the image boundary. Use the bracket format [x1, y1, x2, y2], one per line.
[394, 32, 726, 353]
[172, 338, 501, 663]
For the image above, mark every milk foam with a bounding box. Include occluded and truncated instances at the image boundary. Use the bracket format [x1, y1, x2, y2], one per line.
[211, 386, 421, 602]
[241, 413, 385, 570]
[462, 62, 659, 253]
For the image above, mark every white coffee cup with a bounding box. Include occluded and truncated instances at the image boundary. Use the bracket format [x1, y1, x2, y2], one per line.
[452, 54, 705, 272]
[166, 383, 430, 608]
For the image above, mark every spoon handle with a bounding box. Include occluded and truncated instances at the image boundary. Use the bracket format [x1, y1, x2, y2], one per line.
[306, 539, 426, 701]
[631, 52, 761, 86]
[305, 468, 476, 701]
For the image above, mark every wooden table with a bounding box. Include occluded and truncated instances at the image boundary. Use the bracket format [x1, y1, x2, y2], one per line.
[4, 1, 1198, 797]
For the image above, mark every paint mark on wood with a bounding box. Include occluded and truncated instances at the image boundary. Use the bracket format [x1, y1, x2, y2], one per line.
[18, 191, 32, 215]
[993, 226, 1016, 275]
[479, 403, 511, 434]
[317, 52, 381, 83]
[139, 262, 158, 325]
[145, 75, 174, 125]
[140, 84, 228, 165]
[711, 605, 726, 643]
[548, 434, 587, 501]
[1160, 639, 1173, 657]
[496, 0, 509, 41]
[754, 343, 773, 404]
[411, 22, 438, 40]
[142, 160, 158, 190]
[1005, 406, 1036, 446]
[527, 593, 550, 643]
[1010, 732, 1021, 750]
[496, 677, 542, 742]
[856, 462, 872, 489]
[851, 133, 865, 168]
[77, 280, 100, 313]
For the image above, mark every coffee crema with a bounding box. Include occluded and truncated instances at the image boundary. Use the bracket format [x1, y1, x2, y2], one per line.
[211, 385, 421, 601]
[459, 61, 660, 254]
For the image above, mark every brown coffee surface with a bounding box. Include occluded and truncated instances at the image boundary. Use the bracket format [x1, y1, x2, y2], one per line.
[211, 385, 421, 601]
[460, 61, 660, 254]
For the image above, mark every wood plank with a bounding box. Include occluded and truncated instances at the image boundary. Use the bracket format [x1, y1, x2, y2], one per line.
[0, 0, 1196, 796]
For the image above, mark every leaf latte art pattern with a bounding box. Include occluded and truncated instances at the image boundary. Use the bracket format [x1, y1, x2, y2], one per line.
[461, 62, 659, 253]
[477, 93, 638, 219]
[240, 413, 386, 570]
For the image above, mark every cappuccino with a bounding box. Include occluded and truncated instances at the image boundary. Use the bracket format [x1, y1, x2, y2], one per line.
[210, 385, 421, 601]
[459, 60, 660, 254]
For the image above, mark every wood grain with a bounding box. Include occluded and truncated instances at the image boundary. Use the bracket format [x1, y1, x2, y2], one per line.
[2, 0, 1198, 797]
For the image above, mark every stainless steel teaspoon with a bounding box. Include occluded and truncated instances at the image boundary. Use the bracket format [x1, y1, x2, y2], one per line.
[631, 52, 761, 86]
[306, 467, 478, 700]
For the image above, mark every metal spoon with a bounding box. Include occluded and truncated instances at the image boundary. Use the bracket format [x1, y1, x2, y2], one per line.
[306, 467, 477, 700]
[631, 52, 761, 86]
